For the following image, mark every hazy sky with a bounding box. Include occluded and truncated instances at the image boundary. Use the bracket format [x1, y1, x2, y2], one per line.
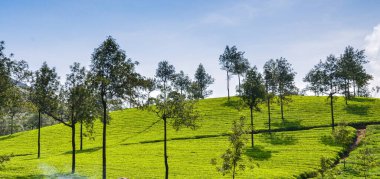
[1, 0, 380, 97]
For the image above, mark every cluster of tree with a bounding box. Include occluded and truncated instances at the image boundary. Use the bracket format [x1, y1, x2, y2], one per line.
[0, 41, 39, 135]
[212, 46, 297, 178]
[0, 37, 215, 178]
[147, 60, 203, 179]
[219, 45, 297, 138]
[303, 46, 372, 130]
[219, 45, 250, 100]
[173, 63, 214, 99]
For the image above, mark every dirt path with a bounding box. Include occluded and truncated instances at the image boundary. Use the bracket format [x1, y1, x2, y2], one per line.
[341, 128, 366, 161]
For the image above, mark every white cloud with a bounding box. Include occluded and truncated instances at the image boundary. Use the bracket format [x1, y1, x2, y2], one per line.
[364, 24, 380, 96]
[365, 24, 380, 59]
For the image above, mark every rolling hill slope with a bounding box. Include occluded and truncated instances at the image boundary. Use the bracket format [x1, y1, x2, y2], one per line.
[0, 96, 379, 178]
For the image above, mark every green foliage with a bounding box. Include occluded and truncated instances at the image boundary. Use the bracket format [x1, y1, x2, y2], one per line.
[30, 62, 60, 114]
[89, 36, 146, 178]
[212, 116, 248, 178]
[193, 63, 214, 99]
[320, 156, 333, 178]
[149, 60, 201, 178]
[173, 70, 191, 96]
[219, 45, 244, 100]
[0, 154, 13, 169]
[264, 58, 296, 121]
[355, 140, 377, 178]
[329, 125, 380, 178]
[240, 66, 266, 111]
[0, 96, 374, 178]
[338, 46, 372, 99]
[332, 123, 353, 147]
[150, 91, 200, 131]
[0, 41, 31, 135]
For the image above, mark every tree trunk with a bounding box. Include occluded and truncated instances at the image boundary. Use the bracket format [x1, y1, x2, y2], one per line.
[102, 101, 107, 179]
[267, 96, 271, 134]
[346, 80, 350, 105]
[38, 111, 41, 159]
[353, 80, 356, 97]
[72, 121, 76, 174]
[164, 117, 169, 179]
[80, 119, 83, 151]
[280, 95, 284, 123]
[227, 71, 230, 101]
[10, 114, 14, 135]
[238, 74, 241, 95]
[232, 162, 236, 179]
[250, 106, 254, 148]
[330, 94, 334, 131]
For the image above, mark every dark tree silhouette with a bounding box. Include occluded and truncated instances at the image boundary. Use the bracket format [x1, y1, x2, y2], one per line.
[148, 60, 200, 179]
[44, 62, 99, 174]
[89, 36, 145, 179]
[231, 55, 250, 94]
[30, 62, 60, 159]
[275, 58, 296, 122]
[212, 117, 248, 179]
[263, 59, 276, 133]
[240, 66, 266, 147]
[304, 55, 340, 130]
[219, 46, 243, 101]
[194, 63, 214, 99]
[173, 70, 191, 96]
[337, 46, 372, 103]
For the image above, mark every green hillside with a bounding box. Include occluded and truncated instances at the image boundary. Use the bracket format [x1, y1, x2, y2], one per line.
[331, 125, 380, 178]
[0, 96, 379, 178]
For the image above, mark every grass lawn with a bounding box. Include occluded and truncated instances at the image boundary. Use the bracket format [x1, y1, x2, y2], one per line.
[331, 125, 380, 178]
[0, 96, 378, 178]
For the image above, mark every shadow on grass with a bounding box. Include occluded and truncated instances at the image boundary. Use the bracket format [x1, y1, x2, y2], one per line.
[0, 134, 16, 142]
[350, 98, 376, 103]
[132, 134, 228, 145]
[13, 153, 32, 157]
[244, 145, 272, 161]
[272, 119, 303, 130]
[221, 99, 244, 110]
[320, 135, 340, 147]
[340, 166, 361, 177]
[344, 104, 370, 115]
[63, 146, 101, 155]
[15, 173, 87, 179]
[262, 132, 298, 145]
[120, 119, 162, 143]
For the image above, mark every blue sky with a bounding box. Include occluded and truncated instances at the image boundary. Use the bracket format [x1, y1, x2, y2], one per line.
[1, 0, 380, 97]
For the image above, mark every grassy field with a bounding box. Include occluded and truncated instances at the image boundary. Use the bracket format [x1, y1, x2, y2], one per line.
[330, 125, 380, 178]
[0, 96, 378, 178]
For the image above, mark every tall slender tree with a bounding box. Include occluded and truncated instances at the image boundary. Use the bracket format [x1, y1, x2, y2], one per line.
[194, 63, 214, 99]
[89, 36, 144, 179]
[240, 66, 266, 147]
[304, 55, 340, 130]
[173, 70, 191, 96]
[44, 62, 99, 174]
[231, 55, 250, 94]
[148, 61, 200, 179]
[275, 57, 296, 122]
[212, 117, 248, 179]
[219, 46, 243, 101]
[303, 60, 324, 96]
[30, 62, 60, 159]
[263, 59, 277, 133]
